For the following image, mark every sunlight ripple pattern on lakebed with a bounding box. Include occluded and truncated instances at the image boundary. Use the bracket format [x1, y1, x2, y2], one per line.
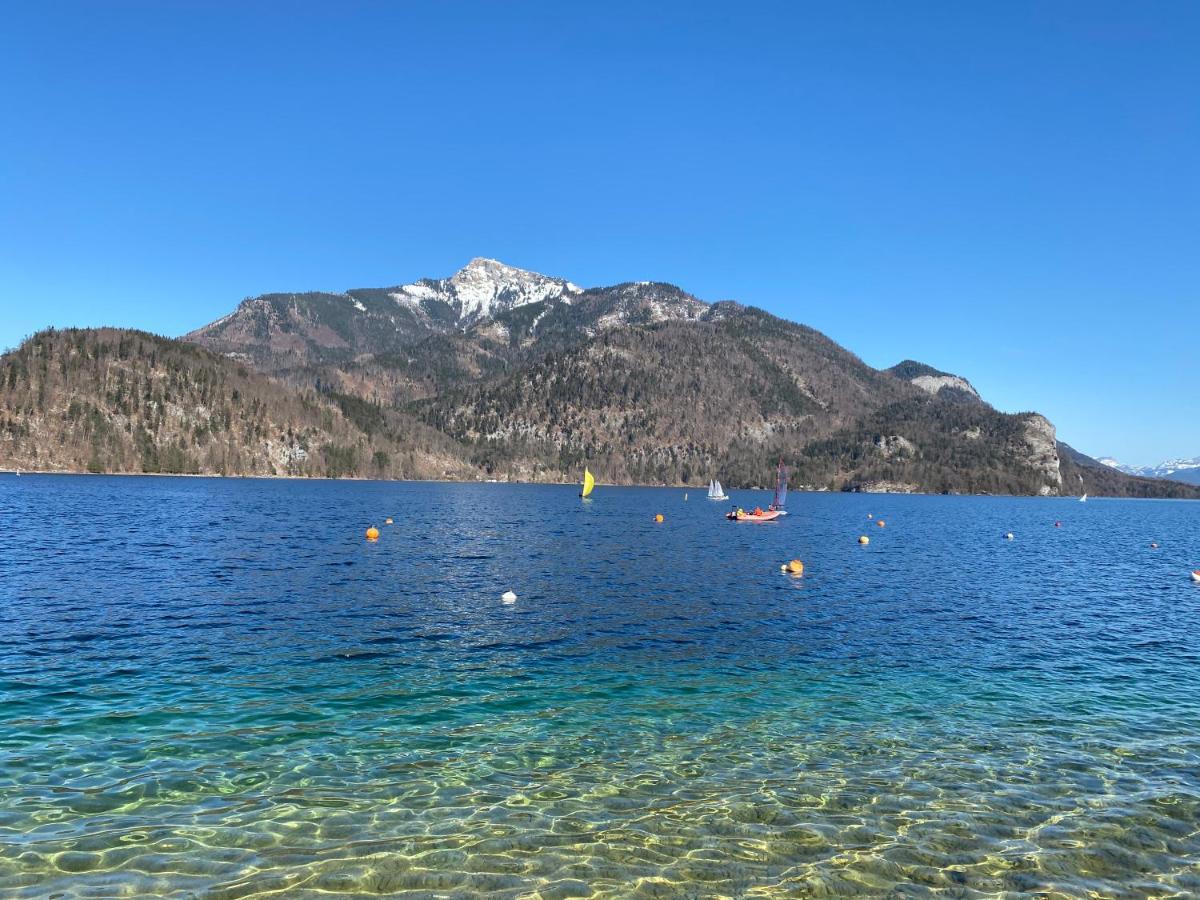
[2, 475, 1200, 897]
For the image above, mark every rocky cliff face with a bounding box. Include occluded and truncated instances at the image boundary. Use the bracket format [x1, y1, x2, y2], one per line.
[1021, 414, 1063, 495]
[886, 360, 983, 405]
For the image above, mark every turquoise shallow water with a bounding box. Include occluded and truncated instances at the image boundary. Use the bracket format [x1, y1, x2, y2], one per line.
[2, 475, 1199, 897]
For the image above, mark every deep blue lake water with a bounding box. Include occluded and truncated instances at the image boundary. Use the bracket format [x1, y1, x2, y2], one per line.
[2, 474, 1199, 897]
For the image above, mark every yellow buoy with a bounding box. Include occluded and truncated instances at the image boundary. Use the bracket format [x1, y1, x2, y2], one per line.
[779, 559, 804, 575]
[385, 517, 394, 525]
[858, 535, 869, 545]
[654, 513, 664, 523]
[365, 526, 380, 541]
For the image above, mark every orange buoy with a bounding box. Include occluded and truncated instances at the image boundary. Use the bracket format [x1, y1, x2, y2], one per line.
[858, 535, 869, 545]
[876, 520, 886, 528]
[1192, 570, 1200, 583]
[780, 559, 804, 575]
[654, 513, 664, 523]
[365, 526, 380, 541]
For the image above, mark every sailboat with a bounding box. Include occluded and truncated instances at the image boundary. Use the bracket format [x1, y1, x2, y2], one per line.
[769, 459, 789, 515]
[1078, 474, 1087, 502]
[707, 479, 728, 501]
[580, 467, 595, 498]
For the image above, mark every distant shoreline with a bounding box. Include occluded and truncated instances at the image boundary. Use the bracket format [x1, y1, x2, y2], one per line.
[0, 467, 579, 487]
[3, 467, 1194, 499]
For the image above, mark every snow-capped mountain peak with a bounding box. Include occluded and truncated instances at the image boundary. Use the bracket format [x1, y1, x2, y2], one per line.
[391, 258, 582, 327]
[1099, 455, 1200, 485]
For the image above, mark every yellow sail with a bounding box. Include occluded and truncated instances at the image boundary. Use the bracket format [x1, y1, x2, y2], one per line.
[581, 467, 595, 498]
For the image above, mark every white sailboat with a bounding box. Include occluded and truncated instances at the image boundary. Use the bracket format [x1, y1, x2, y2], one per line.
[707, 479, 729, 501]
[1078, 474, 1087, 502]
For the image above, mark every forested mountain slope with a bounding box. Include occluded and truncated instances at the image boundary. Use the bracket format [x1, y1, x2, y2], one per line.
[0, 328, 473, 479]
[8, 258, 1191, 499]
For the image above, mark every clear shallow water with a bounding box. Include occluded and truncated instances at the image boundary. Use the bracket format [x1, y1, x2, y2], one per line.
[1, 476, 1199, 898]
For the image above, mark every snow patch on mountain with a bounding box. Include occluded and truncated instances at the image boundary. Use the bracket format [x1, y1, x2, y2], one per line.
[1101, 456, 1200, 481]
[388, 258, 581, 328]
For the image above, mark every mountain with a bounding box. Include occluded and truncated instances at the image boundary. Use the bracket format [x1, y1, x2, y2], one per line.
[184, 257, 582, 373]
[1099, 456, 1200, 486]
[412, 305, 1074, 494]
[0, 328, 473, 479]
[7, 259, 1194, 499]
[1058, 444, 1200, 498]
[184, 260, 712, 406]
[175, 258, 1197, 498]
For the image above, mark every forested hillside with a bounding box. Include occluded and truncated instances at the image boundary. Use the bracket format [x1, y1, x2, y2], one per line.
[0, 328, 473, 479]
[413, 309, 1079, 494]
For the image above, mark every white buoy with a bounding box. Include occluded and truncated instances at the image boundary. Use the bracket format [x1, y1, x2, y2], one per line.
[501, 590, 517, 604]
[1005, 532, 1014, 541]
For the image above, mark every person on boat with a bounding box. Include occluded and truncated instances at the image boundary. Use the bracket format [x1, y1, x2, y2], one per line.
[753, 506, 764, 516]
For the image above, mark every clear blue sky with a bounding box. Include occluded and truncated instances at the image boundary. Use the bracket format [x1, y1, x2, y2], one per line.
[2, 2, 1196, 465]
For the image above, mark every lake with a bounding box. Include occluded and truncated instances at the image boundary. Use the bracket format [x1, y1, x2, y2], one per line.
[2, 475, 1199, 897]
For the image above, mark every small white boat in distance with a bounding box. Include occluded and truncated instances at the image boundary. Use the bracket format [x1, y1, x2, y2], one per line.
[707, 479, 729, 501]
[1080, 493, 1088, 502]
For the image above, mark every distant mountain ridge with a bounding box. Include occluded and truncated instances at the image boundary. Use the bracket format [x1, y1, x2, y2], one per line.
[184, 258, 709, 378]
[2, 258, 1195, 499]
[1099, 455, 1200, 486]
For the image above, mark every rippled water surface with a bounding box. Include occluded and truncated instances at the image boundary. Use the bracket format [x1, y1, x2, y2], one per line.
[2, 475, 1200, 897]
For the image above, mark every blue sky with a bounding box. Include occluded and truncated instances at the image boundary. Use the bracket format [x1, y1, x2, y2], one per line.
[2, 2, 1196, 465]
